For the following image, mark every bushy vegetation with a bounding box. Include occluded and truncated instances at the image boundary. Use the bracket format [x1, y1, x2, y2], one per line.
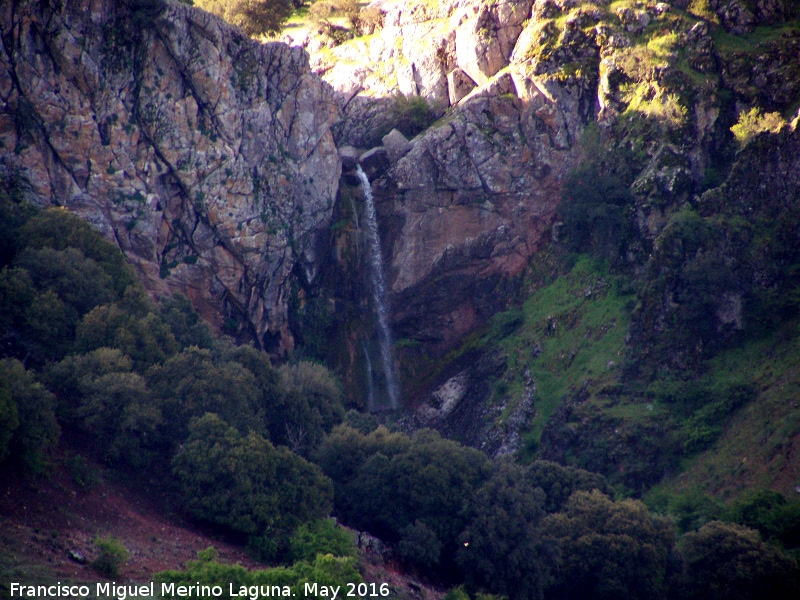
[385, 94, 440, 139]
[289, 519, 356, 563]
[156, 546, 364, 600]
[557, 164, 635, 260]
[302, 0, 385, 43]
[0, 185, 345, 559]
[317, 424, 605, 593]
[731, 108, 787, 148]
[0, 206, 137, 364]
[316, 424, 800, 598]
[91, 536, 128, 579]
[308, 0, 359, 31]
[679, 521, 799, 600]
[633, 155, 800, 366]
[172, 414, 333, 559]
[0, 359, 59, 472]
[542, 490, 676, 600]
[196, 0, 294, 36]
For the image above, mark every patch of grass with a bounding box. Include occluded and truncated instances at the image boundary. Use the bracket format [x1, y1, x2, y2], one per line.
[645, 321, 800, 502]
[608, 0, 638, 10]
[623, 88, 689, 130]
[712, 21, 800, 58]
[647, 31, 680, 57]
[486, 257, 634, 448]
[686, 0, 720, 24]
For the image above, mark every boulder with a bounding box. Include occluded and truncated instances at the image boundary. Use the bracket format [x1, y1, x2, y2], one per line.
[381, 129, 412, 163]
[359, 146, 391, 179]
[340, 146, 361, 170]
[448, 68, 478, 105]
[455, 10, 508, 85]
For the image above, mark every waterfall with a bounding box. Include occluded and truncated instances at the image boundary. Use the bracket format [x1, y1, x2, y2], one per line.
[362, 343, 375, 411]
[356, 165, 400, 411]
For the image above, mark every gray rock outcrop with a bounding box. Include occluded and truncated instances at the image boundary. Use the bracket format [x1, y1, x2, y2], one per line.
[309, 0, 534, 106]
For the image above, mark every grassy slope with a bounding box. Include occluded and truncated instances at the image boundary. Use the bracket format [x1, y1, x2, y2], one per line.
[496, 257, 634, 452]
[648, 326, 800, 501]
[448, 249, 799, 502]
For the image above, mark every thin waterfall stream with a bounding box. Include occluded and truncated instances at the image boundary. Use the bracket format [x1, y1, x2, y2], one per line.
[356, 164, 400, 411]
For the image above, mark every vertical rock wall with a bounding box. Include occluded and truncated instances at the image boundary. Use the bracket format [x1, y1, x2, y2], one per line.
[0, 0, 341, 352]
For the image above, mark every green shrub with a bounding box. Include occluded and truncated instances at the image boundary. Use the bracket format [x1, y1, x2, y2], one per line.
[557, 164, 634, 260]
[457, 462, 550, 600]
[158, 293, 215, 350]
[680, 521, 800, 600]
[146, 347, 262, 442]
[731, 108, 786, 148]
[289, 519, 356, 563]
[0, 359, 59, 471]
[156, 547, 364, 599]
[0, 375, 19, 463]
[645, 490, 724, 534]
[317, 426, 492, 577]
[20, 207, 136, 295]
[526, 460, 613, 514]
[542, 491, 676, 600]
[632, 209, 750, 364]
[0, 205, 145, 364]
[0, 176, 36, 268]
[397, 520, 442, 573]
[387, 94, 438, 139]
[196, 0, 293, 36]
[727, 491, 800, 550]
[171, 414, 333, 559]
[75, 304, 178, 370]
[343, 409, 379, 434]
[66, 454, 99, 489]
[92, 536, 128, 578]
[275, 361, 344, 454]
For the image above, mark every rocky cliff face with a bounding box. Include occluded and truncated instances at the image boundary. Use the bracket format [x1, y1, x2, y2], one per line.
[315, 0, 603, 354]
[3, 0, 799, 445]
[300, 0, 800, 458]
[0, 0, 340, 353]
[313, 0, 797, 358]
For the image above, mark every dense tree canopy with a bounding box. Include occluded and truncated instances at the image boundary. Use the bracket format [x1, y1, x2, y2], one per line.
[541, 490, 676, 600]
[457, 462, 552, 600]
[0, 359, 59, 471]
[680, 521, 800, 600]
[172, 414, 333, 558]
